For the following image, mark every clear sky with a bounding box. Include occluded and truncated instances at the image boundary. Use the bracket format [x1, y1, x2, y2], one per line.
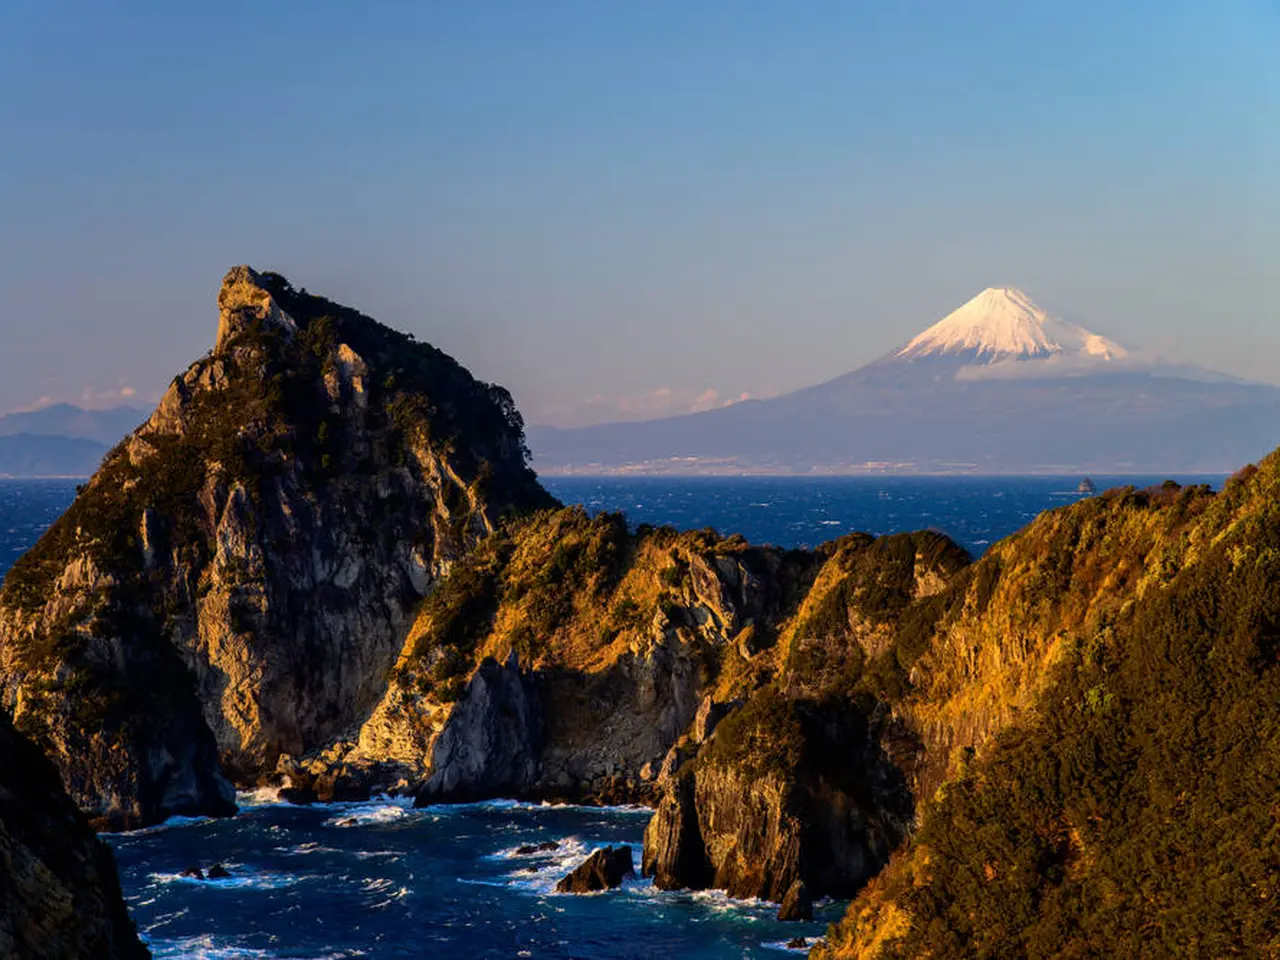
[2, 1, 1277, 426]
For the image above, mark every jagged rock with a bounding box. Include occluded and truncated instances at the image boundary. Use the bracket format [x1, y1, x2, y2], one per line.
[786, 937, 809, 950]
[346, 510, 838, 807]
[555, 845, 635, 893]
[0, 713, 149, 959]
[643, 690, 912, 904]
[207, 864, 231, 879]
[777, 880, 813, 921]
[0, 266, 550, 826]
[414, 652, 543, 803]
[278, 784, 318, 806]
[179, 866, 205, 880]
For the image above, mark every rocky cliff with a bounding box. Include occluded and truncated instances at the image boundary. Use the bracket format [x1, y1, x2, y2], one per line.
[294, 515, 970, 912]
[0, 266, 550, 827]
[0, 711, 149, 959]
[816, 467, 1280, 956]
[642, 532, 967, 906]
[305, 508, 828, 804]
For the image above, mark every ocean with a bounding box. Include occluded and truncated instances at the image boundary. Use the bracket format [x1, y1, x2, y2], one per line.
[0, 473, 1226, 958]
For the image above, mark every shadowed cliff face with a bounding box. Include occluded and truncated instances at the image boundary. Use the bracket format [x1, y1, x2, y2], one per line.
[0, 266, 551, 827]
[0, 711, 149, 959]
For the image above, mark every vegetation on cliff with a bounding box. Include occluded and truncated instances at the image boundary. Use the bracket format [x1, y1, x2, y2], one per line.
[819, 466, 1280, 956]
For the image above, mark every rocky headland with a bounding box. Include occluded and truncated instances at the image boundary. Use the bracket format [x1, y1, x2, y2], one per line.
[4, 266, 1280, 957]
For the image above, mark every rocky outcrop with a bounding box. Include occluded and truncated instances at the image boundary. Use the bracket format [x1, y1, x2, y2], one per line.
[643, 689, 912, 904]
[415, 652, 542, 803]
[327, 510, 829, 804]
[0, 712, 149, 959]
[0, 266, 550, 826]
[555, 845, 635, 893]
[777, 880, 813, 922]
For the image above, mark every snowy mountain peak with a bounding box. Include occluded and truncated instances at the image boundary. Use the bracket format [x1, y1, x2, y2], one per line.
[897, 287, 1127, 363]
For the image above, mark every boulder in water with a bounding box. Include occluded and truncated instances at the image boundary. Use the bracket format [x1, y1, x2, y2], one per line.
[777, 879, 813, 921]
[515, 840, 560, 855]
[207, 864, 231, 879]
[555, 845, 634, 893]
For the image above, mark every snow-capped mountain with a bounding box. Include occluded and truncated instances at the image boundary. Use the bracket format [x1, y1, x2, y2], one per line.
[529, 287, 1280, 475]
[896, 287, 1127, 363]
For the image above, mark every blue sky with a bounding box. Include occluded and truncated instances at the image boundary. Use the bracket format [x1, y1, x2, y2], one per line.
[2, 1, 1277, 425]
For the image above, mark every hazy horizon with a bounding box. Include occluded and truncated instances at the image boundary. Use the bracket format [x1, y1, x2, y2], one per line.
[3, 2, 1277, 428]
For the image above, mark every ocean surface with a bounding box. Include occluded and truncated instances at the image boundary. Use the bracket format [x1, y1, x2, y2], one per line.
[541, 474, 1227, 557]
[0, 473, 1227, 958]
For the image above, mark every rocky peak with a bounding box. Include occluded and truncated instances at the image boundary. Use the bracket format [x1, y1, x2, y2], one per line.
[0, 266, 553, 827]
[214, 265, 298, 354]
[895, 286, 1127, 363]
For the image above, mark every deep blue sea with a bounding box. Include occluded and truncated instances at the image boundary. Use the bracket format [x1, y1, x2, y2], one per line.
[0, 473, 1226, 958]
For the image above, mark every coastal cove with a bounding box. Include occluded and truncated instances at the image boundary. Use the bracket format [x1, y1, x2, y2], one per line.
[110, 793, 842, 959]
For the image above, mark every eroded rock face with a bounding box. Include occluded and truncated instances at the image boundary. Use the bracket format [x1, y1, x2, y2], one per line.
[0, 713, 149, 959]
[0, 266, 550, 826]
[329, 510, 830, 805]
[642, 691, 913, 905]
[555, 845, 635, 893]
[415, 652, 542, 803]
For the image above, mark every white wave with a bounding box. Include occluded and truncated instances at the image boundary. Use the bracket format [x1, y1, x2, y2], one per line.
[414, 797, 653, 817]
[235, 786, 285, 807]
[148, 866, 307, 891]
[322, 799, 416, 828]
[351, 849, 402, 861]
[273, 842, 343, 856]
[145, 936, 355, 960]
[360, 875, 412, 909]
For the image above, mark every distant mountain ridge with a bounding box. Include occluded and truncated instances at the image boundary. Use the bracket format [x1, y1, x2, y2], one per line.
[0, 403, 146, 445]
[0, 435, 108, 478]
[529, 288, 1280, 475]
[0, 404, 145, 478]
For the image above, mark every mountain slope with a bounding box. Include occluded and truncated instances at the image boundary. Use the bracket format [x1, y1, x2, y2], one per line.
[0, 266, 551, 827]
[530, 288, 1280, 474]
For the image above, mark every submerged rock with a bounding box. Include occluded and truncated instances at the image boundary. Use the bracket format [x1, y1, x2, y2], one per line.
[555, 845, 635, 893]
